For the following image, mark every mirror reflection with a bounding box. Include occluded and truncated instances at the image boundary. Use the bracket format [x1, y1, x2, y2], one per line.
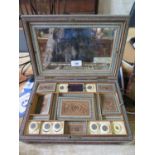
[34, 27, 116, 70]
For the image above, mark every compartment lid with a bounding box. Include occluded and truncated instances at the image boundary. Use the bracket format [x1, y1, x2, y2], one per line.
[22, 15, 129, 79]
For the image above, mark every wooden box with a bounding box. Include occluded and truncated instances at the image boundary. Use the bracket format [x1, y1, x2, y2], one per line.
[19, 15, 132, 143]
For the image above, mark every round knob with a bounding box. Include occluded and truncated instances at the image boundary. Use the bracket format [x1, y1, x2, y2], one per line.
[101, 125, 108, 131]
[42, 122, 51, 132]
[90, 123, 98, 132]
[60, 86, 64, 89]
[87, 85, 92, 89]
[114, 123, 122, 133]
[29, 122, 38, 132]
[53, 122, 62, 132]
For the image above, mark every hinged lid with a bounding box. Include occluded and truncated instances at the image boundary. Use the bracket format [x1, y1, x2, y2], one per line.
[22, 15, 129, 79]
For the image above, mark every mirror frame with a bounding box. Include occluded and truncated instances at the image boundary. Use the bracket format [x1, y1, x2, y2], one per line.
[22, 15, 129, 79]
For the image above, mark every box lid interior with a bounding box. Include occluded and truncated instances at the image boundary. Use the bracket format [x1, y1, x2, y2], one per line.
[22, 15, 129, 79]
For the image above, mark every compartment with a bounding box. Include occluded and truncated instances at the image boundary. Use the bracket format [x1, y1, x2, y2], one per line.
[64, 121, 87, 135]
[55, 93, 97, 121]
[29, 93, 53, 120]
[99, 93, 121, 115]
[37, 83, 56, 93]
[25, 82, 126, 136]
[25, 120, 65, 135]
[24, 120, 41, 135]
[68, 84, 84, 92]
[96, 83, 115, 92]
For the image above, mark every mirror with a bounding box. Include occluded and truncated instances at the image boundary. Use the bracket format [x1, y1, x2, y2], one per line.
[31, 26, 118, 73]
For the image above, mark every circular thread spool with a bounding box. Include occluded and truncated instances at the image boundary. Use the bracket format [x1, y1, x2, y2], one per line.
[42, 122, 51, 132]
[53, 122, 62, 132]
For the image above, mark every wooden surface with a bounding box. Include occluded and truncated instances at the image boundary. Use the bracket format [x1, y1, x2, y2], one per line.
[20, 0, 98, 15]
[19, 53, 32, 92]
[123, 28, 135, 63]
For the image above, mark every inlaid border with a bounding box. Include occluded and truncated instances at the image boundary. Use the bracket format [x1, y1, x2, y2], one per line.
[57, 96, 96, 121]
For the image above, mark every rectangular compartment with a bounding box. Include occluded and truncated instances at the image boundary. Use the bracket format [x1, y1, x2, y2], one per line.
[65, 121, 87, 135]
[56, 94, 96, 121]
[37, 83, 56, 93]
[99, 93, 121, 115]
[29, 93, 53, 120]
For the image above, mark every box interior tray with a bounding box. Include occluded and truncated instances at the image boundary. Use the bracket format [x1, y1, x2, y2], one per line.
[22, 82, 130, 140]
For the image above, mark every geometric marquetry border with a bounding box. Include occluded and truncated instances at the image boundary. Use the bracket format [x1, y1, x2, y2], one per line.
[56, 96, 96, 121]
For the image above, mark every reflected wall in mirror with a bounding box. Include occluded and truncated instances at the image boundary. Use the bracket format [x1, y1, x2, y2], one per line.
[33, 26, 116, 71]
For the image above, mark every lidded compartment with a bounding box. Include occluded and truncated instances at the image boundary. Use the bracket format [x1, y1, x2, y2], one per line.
[22, 15, 129, 79]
